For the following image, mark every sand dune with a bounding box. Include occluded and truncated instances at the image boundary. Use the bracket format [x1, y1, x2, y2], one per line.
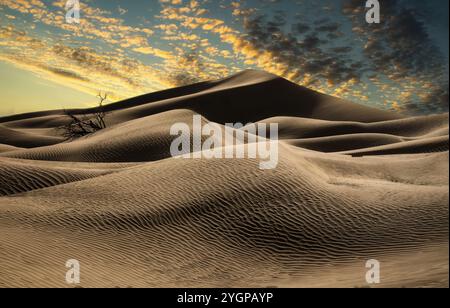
[0, 158, 118, 196]
[0, 124, 63, 148]
[1, 109, 198, 162]
[0, 70, 400, 126]
[340, 135, 449, 156]
[0, 144, 20, 153]
[257, 113, 448, 139]
[286, 133, 407, 152]
[0, 70, 448, 288]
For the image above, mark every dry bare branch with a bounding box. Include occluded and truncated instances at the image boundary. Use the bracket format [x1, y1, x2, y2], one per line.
[59, 91, 109, 140]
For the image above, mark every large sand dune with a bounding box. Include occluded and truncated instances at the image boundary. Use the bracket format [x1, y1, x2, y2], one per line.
[0, 70, 448, 288]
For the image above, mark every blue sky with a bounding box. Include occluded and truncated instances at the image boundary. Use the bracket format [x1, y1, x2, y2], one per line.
[0, 0, 448, 115]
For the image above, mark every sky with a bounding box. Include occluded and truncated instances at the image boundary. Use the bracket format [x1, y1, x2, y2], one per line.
[0, 0, 448, 116]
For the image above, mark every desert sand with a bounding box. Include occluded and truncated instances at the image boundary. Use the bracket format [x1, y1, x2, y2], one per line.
[0, 70, 448, 288]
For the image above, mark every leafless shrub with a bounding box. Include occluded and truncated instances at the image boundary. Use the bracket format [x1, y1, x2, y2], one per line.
[59, 92, 109, 140]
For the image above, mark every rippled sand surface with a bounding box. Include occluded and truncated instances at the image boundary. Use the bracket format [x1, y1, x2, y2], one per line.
[0, 71, 448, 287]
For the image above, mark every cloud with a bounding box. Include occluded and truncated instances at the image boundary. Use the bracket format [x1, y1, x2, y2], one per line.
[46, 67, 90, 82]
[237, 13, 365, 88]
[0, 0, 447, 115]
[0, 24, 172, 101]
[0, 0, 175, 60]
[166, 48, 205, 86]
[343, 0, 449, 113]
[155, 1, 369, 100]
